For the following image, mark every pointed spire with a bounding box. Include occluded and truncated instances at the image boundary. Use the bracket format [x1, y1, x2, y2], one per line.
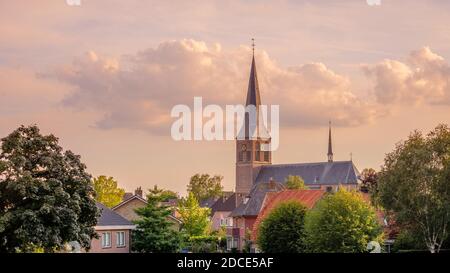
[246, 39, 261, 108]
[240, 39, 270, 140]
[328, 121, 334, 162]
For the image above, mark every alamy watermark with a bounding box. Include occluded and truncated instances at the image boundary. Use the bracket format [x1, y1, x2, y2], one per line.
[170, 97, 280, 151]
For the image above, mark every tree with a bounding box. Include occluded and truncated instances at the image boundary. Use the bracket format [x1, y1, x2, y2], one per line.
[177, 192, 211, 238]
[285, 175, 307, 190]
[375, 124, 450, 253]
[150, 185, 178, 202]
[360, 168, 378, 193]
[93, 176, 125, 208]
[257, 201, 308, 253]
[187, 174, 223, 202]
[0, 125, 98, 252]
[132, 189, 180, 253]
[304, 188, 382, 253]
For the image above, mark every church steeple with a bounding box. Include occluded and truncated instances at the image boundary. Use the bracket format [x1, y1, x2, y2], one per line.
[235, 39, 272, 196]
[327, 121, 334, 162]
[246, 39, 261, 108]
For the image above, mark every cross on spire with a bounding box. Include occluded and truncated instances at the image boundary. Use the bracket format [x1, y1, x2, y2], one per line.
[251, 38, 255, 56]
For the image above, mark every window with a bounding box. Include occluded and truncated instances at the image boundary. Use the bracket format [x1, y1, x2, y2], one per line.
[246, 151, 251, 161]
[116, 231, 126, 247]
[326, 186, 333, 193]
[238, 151, 243, 162]
[255, 151, 260, 161]
[263, 151, 269, 162]
[101, 232, 111, 248]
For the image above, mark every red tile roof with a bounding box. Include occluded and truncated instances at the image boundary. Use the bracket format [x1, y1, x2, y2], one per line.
[251, 189, 325, 241]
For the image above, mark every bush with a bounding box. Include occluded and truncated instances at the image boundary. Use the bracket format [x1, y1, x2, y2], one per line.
[304, 188, 383, 253]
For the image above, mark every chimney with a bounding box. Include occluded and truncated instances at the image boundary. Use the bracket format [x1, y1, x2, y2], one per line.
[269, 177, 276, 189]
[135, 187, 143, 198]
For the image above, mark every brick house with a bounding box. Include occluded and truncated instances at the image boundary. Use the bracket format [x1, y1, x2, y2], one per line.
[89, 203, 135, 253]
[112, 187, 182, 231]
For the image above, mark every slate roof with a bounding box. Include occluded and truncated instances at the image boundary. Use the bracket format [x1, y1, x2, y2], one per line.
[210, 193, 242, 214]
[96, 202, 134, 227]
[230, 181, 285, 217]
[199, 197, 219, 208]
[255, 161, 360, 185]
[231, 161, 360, 217]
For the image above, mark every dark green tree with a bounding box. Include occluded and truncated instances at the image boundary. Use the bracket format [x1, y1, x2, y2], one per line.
[360, 168, 378, 193]
[187, 174, 223, 202]
[257, 201, 308, 253]
[375, 124, 450, 253]
[132, 189, 180, 253]
[0, 125, 98, 252]
[305, 188, 382, 253]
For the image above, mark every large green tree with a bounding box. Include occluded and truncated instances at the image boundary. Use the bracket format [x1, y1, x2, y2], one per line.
[0, 125, 98, 252]
[285, 175, 307, 190]
[257, 201, 308, 253]
[305, 188, 382, 253]
[375, 124, 450, 253]
[187, 174, 223, 202]
[93, 175, 125, 208]
[132, 189, 180, 253]
[177, 192, 211, 238]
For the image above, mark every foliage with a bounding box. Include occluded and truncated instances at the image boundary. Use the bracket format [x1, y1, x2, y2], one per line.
[187, 174, 223, 202]
[93, 175, 125, 208]
[392, 229, 427, 253]
[132, 191, 180, 253]
[304, 188, 382, 253]
[177, 192, 211, 238]
[257, 201, 308, 253]
[189, 235, 220, 253]
[0, 125, 99, 252]
[360, 168, 378, 194]
[148, 185, 178, 202]
[375, 124, 450, 253]
[285, 175, 307, 190]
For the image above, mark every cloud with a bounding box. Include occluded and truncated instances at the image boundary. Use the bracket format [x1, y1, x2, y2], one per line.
[48, 39, 381, 134]
[363, 47, 450, 105]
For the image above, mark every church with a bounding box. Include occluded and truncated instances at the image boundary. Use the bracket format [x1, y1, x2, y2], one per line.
[225, 47, 361, 251]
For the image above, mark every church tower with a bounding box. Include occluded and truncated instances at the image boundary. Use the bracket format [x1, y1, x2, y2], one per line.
[235, 40, 272, 197]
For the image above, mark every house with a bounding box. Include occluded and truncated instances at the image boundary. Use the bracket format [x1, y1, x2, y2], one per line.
[227, 48, 361, 251]
[89, 203, 135, 253]
[227, 180, 285, 250]
[209, 193, 242, 231]
[251, 189, 325, 247]
[112, 187, 182, 231]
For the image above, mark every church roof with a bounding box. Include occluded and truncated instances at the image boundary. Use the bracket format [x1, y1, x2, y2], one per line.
[231, 161, 360, 217]
[255, 160, 360, 185]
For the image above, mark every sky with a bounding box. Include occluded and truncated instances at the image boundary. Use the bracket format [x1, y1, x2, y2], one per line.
[1, 0, 450, 195]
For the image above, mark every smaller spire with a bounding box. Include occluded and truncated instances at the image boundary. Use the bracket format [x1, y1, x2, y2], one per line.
[327, 120, 334, 162]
